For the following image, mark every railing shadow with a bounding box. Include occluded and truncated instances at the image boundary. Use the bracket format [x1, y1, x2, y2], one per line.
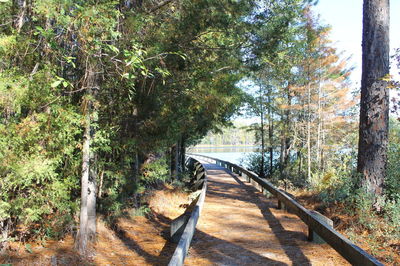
[110, 214, 177, 266]
[190, 229, 288, 266]
[151, 211, 287, 266]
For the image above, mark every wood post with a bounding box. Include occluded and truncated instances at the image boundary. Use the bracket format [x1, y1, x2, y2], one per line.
[170, 212, 191, 243]
[308, 211, 334, 244]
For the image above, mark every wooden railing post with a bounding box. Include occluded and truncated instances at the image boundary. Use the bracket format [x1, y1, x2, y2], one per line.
[277, 200, 283, 210]
[308, 211, 334, 244]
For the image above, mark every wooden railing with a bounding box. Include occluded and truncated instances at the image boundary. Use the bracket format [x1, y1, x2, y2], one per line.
[168, 157, 207, 266]
[189, 153, 383, 266]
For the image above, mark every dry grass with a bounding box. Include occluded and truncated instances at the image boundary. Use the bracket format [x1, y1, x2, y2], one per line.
[293, 189, 400, 265]
[0, 185, 191, 266]
[147, 184, 192, 219]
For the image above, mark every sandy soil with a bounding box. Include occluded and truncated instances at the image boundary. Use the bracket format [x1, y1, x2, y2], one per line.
[184, 162, 350, 266]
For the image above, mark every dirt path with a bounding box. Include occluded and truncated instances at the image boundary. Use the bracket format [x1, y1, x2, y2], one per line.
[184, 162, 350, 266]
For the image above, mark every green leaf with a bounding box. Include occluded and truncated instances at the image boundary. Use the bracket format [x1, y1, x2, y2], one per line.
[51, 80, 62, 88]
[25, 244, 33, 253]
[107, 44, 119, 54]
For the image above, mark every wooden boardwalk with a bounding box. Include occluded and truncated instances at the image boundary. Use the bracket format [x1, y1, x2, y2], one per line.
[184, 162, 349, 266]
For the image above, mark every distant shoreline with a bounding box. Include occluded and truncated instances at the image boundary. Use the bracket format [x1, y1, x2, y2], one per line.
[190, 144, 259, 148]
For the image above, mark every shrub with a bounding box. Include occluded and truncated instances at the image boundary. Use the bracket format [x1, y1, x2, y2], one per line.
[140, 157, 170, 186]
[386, 143, 400, 201]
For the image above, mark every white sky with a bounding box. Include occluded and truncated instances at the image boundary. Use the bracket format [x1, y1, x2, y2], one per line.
[313, 0, 400, 87]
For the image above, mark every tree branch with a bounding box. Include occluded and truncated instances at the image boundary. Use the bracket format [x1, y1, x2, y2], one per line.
[149, 0, 174, 13]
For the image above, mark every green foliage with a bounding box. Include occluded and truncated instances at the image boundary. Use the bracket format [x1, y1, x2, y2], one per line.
[386, 143, 400, 201]
[0, 44, 82, 239]
[140, 157, 170, 186]
[383, 198, 400, 231]
[0, 0, 319, 243]
[129, 205, 151, 218]
[241, 152, 273, 178]
[0, 104, 82, 238]
[197, 122, 256, 146]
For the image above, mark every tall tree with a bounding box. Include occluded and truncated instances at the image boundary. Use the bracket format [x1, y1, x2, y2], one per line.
[357, 0, 390, 202]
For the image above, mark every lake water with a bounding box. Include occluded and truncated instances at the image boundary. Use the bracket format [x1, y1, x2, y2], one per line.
[188, 146, 258, 165]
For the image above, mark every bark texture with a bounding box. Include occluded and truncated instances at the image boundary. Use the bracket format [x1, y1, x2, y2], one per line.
[357, 0, 390, 198]
[75, 110, 91, 255]
[179, 136, 186, 172]
[13, 0, 27, 32]
[258, 82, 265, 177]
[170, 143, 178, 180]
[268, 92, 274, 177]
[75, 66, 99, 255]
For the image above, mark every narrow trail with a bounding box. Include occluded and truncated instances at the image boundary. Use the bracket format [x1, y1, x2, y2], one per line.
[184, 162, 350, 266]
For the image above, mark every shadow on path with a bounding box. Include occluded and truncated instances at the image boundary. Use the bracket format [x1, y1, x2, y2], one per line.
[229, 171, 312, 265]
[151, 211, 287, 265]
[201, 162, 312, 266]
[190, 229, 288, 266]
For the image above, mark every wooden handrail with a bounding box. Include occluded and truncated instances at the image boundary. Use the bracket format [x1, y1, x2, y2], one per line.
[189, 153, 383, 266]
[168, 157, 207, 266]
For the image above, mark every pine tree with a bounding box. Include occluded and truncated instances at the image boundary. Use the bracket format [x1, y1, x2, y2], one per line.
[357, 0, 390, 205]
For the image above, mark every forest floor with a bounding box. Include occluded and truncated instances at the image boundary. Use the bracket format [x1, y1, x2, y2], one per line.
[294, 190, 400, 265]
[0, 185, 191, 266]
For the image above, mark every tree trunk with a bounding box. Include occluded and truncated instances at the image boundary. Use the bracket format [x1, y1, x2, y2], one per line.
[260, 110, 265, 178]
[170, 144, 178, 180]
[87, 69, 98, 245]
[75, 109, 91, 255]
[307, 76, 312, 182]
[320, 115, 325, 173]
[175, 140, 179, 177]
[98, 170, 104, 199]
[320, 120, 325, 172]
[180, 136, 186, 172]
[259, 82, 265, 177]
[280, 86, 291, 179]
[134, 151, 139, 185]
[316, 69, 322, 170]
[87, 142, 97, 242]
[280, 130, 284, 176]
[357, 0, 390, 202]
[12, 0, 27, 32]
[267, 84, 274, 177]
[75, 65, 99, 255]
[298, 150, 303, 178]
[268, 109, 273, 177]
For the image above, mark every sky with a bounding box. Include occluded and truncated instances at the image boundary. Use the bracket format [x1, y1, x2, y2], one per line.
[313, 0, 400, 88]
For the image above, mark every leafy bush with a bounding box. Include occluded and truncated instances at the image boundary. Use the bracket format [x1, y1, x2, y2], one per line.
[0, 70, 82, 240]
[240, 152, 276, 178]
[140, 157, 170, 186]
[97, 155, 171, 225]
[386, 143, 400, 201]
